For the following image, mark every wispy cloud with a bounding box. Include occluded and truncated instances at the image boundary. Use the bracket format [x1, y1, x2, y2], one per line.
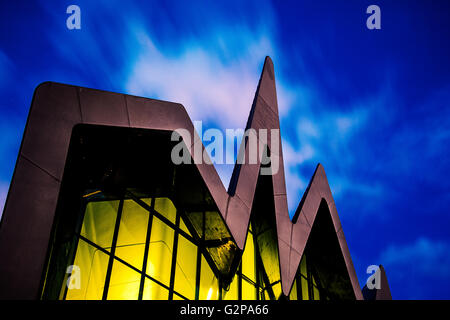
[122, 22, 299, 188]
[280, 85, 391, 216]
[125, 30, 274, 130]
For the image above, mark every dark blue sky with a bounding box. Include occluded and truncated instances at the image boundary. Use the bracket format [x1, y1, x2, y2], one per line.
[0, 0, 449, 299]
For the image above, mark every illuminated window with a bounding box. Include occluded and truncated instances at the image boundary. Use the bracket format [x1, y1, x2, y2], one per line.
[41, 125, 294, 301]
[60, 191, 287, 300]
[174, 234, 197, 300]
[199, 255, 219, 300]
[289, 278, 298, 301]
[287, 254, 328, 300]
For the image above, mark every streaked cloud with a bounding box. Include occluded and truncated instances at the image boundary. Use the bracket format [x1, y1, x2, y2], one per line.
[0, 0, 449, 299]
[125, 30, 274, 130]
[379, 237, 450, 299]
[123, 22, 299, 188]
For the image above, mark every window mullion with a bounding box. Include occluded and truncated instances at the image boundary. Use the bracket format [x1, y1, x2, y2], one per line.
[168, 211, 180, 300]
[102, 198, 124, 300]
[138, 197, 155, 300]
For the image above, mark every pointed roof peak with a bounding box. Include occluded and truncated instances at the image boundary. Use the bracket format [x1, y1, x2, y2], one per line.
[262, 56, 275, 80]
[251, 55, 278, 118]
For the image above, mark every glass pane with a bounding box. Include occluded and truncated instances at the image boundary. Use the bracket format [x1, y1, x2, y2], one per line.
[174, 235, 197, 300]
[154, 197, 176, 224]
[147, 216, 174, 286]
[204, 211, 230, 241]
[242, 279, 257, 300]
[301, 276, 309, 300]
[223, 273, 238, 300]
[312, 274, 320, 300]
[289, 279, 298, 300]
[242, 232, 255, 282]
[66, 239, 109, 300]
[259, 287, 264, 300]
[115, 199, 149, 269]
[107, 260, 140, 300]
[185, 211, 204, 239]
[300, 255, 307, 277]
[254, 227, 280, 286]
[80, 200, 119, 250]
[142, 279, 169, 300]
[262, 288, 270, 300]
[313, 286, 320, 300]
[199, 255, 219, 300]
[180, 217, 191, 236]
[272, 282, 281, 299]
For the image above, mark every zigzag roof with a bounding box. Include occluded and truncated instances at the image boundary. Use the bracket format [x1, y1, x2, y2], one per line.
[0, 56, 363, 299]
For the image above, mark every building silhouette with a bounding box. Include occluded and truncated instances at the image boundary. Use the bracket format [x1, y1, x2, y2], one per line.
[0, 57, 390, 300]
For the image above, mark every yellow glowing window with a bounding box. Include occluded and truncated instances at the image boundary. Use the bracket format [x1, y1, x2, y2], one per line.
[172, 293, 184, 300]
[80, 200, 119, 250]
[312, 276, 320, 300]
[271, 282, 282, 299]
[107, 261, 140, 300]
[154, 197, 176, 223]
[115, 199, 149, 270]
[289, 279, 298, 300]
[261, 289, 268, 300]
[313, 286, 320, 300]
[199, 255, 219, 300]
[223, 274, 238, 300]
[242, 280, 257, 300]
[143, 279, 169, 300]
[62, 194, 289, 301]
[301, 276, 309, 300]
[300, 255, 307, 278]
[174, 235, 197, 300]
[66, 239, 109, 300]
[180, 218, 191, 236]
[242, 232, 255, 282]
[146, 216, 174, 286]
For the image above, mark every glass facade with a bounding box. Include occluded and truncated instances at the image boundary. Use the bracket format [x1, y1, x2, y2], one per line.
[62, 192, 312, 300]
[64, 195, 223, 300]
[287, 254, 329, 300]
[41, 125, 338, 301]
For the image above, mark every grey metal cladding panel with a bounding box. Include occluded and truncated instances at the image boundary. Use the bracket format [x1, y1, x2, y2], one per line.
[225, 195, 250, 250]
[377, 265, 392, 300]
[0, 156, 60, 299]
[79, 87, 129, 127]
[337, 228, 363, 300]
[126, 95, 191, 131]
[233, 162, 260, 211]
[20, 82, 81, 181]
[257, 57, 279, 116]
[298, 183, 322, 228]
[291, 212, 310, 259]
[274, 194, 291, 245]
[277, 238, 291, 295]
[194, 160, 229, 216]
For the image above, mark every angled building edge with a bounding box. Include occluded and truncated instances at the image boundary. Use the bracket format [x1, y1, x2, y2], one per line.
[0, 56, 388, 300]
